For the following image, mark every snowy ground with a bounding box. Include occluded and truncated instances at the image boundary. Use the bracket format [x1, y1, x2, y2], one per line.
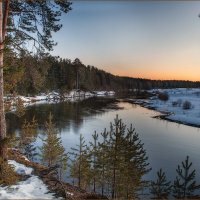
[5, 89, 115, 112]
[0, 160, 60, 199]
[134, 88, 200, 127]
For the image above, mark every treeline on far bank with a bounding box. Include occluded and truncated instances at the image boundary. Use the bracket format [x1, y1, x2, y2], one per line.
[4, 52, 200, 95]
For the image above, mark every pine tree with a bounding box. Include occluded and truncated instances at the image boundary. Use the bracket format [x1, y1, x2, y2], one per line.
[173, 156, 200, 199]
[70, 134, 91, 189]
[15, 97, 25, 118]
[100, 115, 150, 199]
[40, 113, 68, 180]
[121, 124, 151, 199]
[150, 168, 172, 199]
[19, 116, 38, 160]
[0, 158, 19, 186]
[108, 115, 127, 199]
[97, 129, 109, 196]
[89, 131, 99, 192]
[0, 0, 72, 160]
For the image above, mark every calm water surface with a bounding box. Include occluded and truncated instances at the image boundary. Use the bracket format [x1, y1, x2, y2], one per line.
[6, 97, 200, 181]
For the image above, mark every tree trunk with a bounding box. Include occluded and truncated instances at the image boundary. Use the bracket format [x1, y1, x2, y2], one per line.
[0, 0, 7, 160]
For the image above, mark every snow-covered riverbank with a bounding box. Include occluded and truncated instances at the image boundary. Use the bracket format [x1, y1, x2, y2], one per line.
[5, 89, 115, 112]
[0, 160, 60, 199]
[130, 88, 200, 127]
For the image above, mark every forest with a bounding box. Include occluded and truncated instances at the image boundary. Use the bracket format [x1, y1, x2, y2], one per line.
[1, 1, 200, 199]
[4, 53, 200, 96]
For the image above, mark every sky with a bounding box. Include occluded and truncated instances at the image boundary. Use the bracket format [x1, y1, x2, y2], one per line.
[52, 1, 200, 81]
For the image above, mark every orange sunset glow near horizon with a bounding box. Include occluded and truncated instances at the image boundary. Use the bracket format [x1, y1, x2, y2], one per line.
[52, 1, 200, 82]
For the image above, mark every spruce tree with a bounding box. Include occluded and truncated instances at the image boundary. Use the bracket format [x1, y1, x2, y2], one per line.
[173, 156, 200, 199]
[150, 168, 172, 199]
[40, 113, 68, 180]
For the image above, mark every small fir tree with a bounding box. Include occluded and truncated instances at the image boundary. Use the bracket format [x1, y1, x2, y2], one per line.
[150, 168, 172, 199]
[15, 97, 26, 118]
[70, 134, 91, 189]
[20, 116, 38, 146]
[89, 131, 99, 192]
[173, 156, 200, 199]
[40, 113, 68, 180]
[97, 129, 109, 196]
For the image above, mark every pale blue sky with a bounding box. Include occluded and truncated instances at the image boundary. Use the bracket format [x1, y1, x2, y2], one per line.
[52, 1, 200, 81]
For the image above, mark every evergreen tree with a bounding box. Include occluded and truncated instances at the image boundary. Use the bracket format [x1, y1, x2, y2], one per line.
[19, 116, 38, 153]
[0, 158, 19, 185]
[107, 115, 127, 198]
[40, 113, 68, 180]
[89, 131, 99, 192]
[150, 168, 172, 199]
[97, 129, 109, 196]
[95, 115, 150, 199]
[19, 117, 38, 162]
[70, 134, 91, 189]
[0, 0, 72, 160]
[15, 97, 25, 118]
[173, 156, 200, 199]
[121, 124, 151, 199]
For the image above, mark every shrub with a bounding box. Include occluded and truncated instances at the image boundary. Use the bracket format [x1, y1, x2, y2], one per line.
[172, 99, 182, 107]
[182, 101, 192, 110]
[158, 92, 169, 101]
[177, 99, 182, 107]
[172, 101, 178, 107]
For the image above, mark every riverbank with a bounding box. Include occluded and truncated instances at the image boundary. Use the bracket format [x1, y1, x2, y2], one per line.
[1, 148, 108, 200]
[127, 88, 200, 128]
[5, 89, 115, 112]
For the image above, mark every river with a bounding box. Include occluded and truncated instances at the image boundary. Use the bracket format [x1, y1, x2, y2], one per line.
[6, 97, 200, 182]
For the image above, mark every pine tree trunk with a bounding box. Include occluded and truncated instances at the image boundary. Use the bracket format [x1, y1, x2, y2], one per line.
[0, 0, 7, 160]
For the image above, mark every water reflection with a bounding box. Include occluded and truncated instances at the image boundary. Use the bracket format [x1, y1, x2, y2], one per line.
[6, 97, 120, 134]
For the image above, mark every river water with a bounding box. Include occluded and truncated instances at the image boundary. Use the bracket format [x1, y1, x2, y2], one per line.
[6, 97, 200, 182]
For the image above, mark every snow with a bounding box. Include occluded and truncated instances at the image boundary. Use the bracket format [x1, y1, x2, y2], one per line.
[0, 160, 60, 199]
[141, 88, 200, 127]
[8, 160, 33, 175]
[5, 90, 115, 113]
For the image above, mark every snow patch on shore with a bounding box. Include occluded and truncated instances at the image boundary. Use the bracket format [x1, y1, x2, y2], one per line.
[137, 88, 200, 127]
[0, 160, 60, 199]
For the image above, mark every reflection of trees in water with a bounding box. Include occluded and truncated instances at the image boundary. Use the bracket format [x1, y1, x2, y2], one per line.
[6, 97, 121, 136]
